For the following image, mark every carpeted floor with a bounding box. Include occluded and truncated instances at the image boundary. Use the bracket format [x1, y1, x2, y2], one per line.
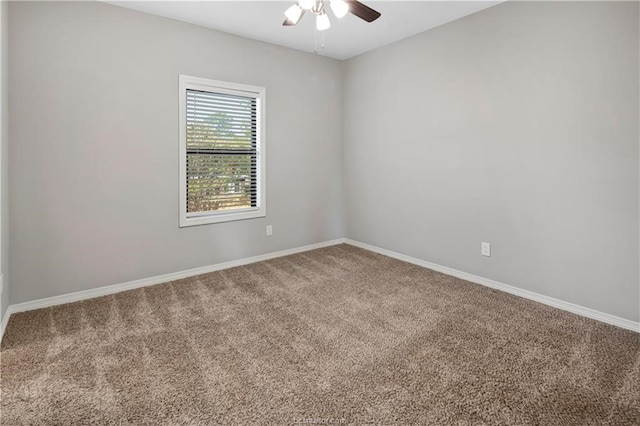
[1, 244, 639, 425]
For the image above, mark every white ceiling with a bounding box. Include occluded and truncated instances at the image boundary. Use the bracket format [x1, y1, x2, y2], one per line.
[106, 1, 501, 60]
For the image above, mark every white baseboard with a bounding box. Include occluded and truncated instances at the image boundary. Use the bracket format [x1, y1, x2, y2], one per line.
[2, 237, 637, 342]
[1, 303, 10, 342]
[0, 238, 346, 341]
[344, 239, 640, 333]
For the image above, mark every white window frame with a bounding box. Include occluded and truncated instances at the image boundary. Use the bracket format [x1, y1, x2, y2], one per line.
[179, 75, 266, 227]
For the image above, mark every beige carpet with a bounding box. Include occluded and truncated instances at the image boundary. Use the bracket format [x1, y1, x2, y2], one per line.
[1, 244, 639, 425]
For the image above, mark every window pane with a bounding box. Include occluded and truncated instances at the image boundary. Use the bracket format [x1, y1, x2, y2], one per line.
[185, 89, 258, 215]
[186, 153, 256, 213]
[186, 90, 256, 151]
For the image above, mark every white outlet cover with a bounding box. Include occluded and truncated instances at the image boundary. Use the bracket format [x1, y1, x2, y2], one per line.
[481, 242, 491, 257]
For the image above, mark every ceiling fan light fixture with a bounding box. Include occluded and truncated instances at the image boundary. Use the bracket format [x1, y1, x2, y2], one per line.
[282, 0, 381, 28]
[330, 0, 349, 18]
[316, 10, 331, 31]
[284, 4, 303, 24]
[299, 0, 315, 10]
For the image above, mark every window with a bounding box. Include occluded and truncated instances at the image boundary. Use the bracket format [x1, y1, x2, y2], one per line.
[179, 75, 266, 227]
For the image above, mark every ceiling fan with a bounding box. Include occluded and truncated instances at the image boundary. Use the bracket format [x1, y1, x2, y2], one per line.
[283, 0, 381, 31]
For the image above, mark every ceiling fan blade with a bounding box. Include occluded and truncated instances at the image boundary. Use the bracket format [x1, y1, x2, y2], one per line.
[347, 0, 381, 23]
[283, 9, 306, 26]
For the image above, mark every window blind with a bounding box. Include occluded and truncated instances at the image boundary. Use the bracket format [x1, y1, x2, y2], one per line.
[185, 89, 259, 215]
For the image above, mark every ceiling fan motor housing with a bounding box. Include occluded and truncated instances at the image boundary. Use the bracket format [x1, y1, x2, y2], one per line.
[311, 1, 326, 16]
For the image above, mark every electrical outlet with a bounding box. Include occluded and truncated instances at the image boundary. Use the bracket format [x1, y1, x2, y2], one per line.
[481, 242, 491, 257]
[0, 274, 4, 294]
[266, 225, 273, 236]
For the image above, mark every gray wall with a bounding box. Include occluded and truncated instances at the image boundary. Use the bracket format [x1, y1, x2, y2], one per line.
[9, 1, 343, 304]
[1, 0, 8, 321]
[6, 1, 640, 324]
[343, 1, 640, 321]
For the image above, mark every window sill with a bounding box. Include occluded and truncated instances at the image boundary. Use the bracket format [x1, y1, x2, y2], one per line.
[180, 208, 266, 227]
